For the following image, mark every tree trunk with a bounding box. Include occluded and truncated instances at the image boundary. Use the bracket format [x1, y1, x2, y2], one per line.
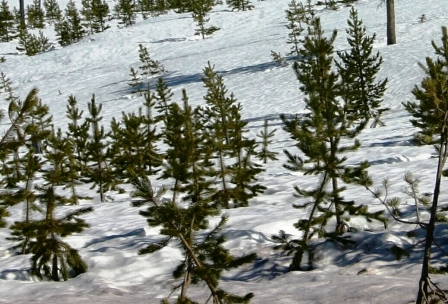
[386, 0, 396, 45]
[19, 0, 25, 21]
[416, 115, 448, 304]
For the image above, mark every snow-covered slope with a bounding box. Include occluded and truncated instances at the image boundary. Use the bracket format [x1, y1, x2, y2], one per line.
[1, 0, 448, 303]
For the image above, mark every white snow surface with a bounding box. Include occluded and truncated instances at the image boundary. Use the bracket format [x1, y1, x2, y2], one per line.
[1, 0, 448, 303]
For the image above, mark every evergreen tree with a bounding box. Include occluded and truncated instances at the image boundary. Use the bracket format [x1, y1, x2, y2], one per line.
[403, 26, 448, 304]
[139, 0, 168, 18]
[256, 119, 278, 164]
[201, 62, 265, 208]
[154, 77, 174, 124]
[66, 95, 90, 172]
[27, 184, 92, 281]
[109, 111, 152, 180]
[80, 0, 94, 34]
[17, 29, 52, 56]
[55, 0, 86, 46]
[44, 0, 62, 24]
[226, 0, 253, 11]
[91, 0, 109, 33]
[26, 0, 45, 29]
[1, 150, 43, 254]
[84, 94, 119, 202]
[128, 67, 142, 94]
[141, 85, 163, 175]
[131, 94, 256, 301]
[167, 0, 192, 13]
[279, 18, 386, 271]
[114, 0, 136, 27]
[336, 7, 388, 128]
[192, 0, 219, 39]
[138, 44, 166, 77]
[0, 71, 12, 93]
[285, 0, 310, 57]
[201, 63, 237, 209]
[0, 0, 17, 41]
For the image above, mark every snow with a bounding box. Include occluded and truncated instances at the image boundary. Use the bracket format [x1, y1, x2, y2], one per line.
[1, 0, 448, 303]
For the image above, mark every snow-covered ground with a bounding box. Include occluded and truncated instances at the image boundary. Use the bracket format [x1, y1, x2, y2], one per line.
[1, 0, 448, 303]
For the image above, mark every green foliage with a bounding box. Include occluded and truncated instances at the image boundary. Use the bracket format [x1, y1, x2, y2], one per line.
[128, 67, 142, 94]
[55, 0, 86, 46]
[44, 0, 62, 24]
[201, 62, 265, 208]
[227, 0, 253, 11]
[91, 0, 110, 32]
[403, 27, 448, 304]
[81, 0, 94, 34]
[280, 16, 387, 270]
[285, 0, 311, 57]
[1, 150, 43, 254]
[138, 44, 166, 77]
[109, 101, 162, 181]
[336, 7, 389, 128]
[84, 94, 120, 202]
[270, 50, 288, 66]
[26, 0, 45, 29]
[80, 0, 110, 33]
[65, 94, 90, 174]
[17, 23, 52, 56]
[256, 119, 278, 164]
[131, 174, 256, 303]
[0, 0, 17, 41]
[28, 185, 93, 281]
[115, 0, 136, 27]
[139, 0, 169, 18]
[192, 0, 219, 39]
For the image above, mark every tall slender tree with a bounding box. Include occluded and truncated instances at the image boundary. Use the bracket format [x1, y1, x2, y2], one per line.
[279, 18, 386, 270]
[84, 95, 118, 202]
[192, 0, 219, 39]
[404, 26, 448, 304]
[336, 7, 388, 128]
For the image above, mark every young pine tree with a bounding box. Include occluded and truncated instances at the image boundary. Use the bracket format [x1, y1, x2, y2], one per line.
[91, 0, 109, 33]
[403, 26, 448, 304]
[138, 44, 166, 77]
[84, 95, 119, 202]
[227, 0, 253, 11]
[285, 0, 310, 57]
[108, 111, 152, 180]
[0, 0, 17, 42]
[336, 7, 388, 128]
[44, 0, 62, 24]
[28, 184, 92, 281]
[128, 67, 143, 94]
[115, 0, 136, 27]
[26, 0, 45, 29]
[201, 62, 265, 208]
[132, 94, 256, 302]
[141, 85, 163, 175]
[1, 150, 43, 254]
[256, 119, 278, 164]
[80, 0, 94, 34]
[65, 94, 90, 174]
[279, 18, 386, 271]
[55, 0, 86, 46]
[192, 0, 219, 39]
